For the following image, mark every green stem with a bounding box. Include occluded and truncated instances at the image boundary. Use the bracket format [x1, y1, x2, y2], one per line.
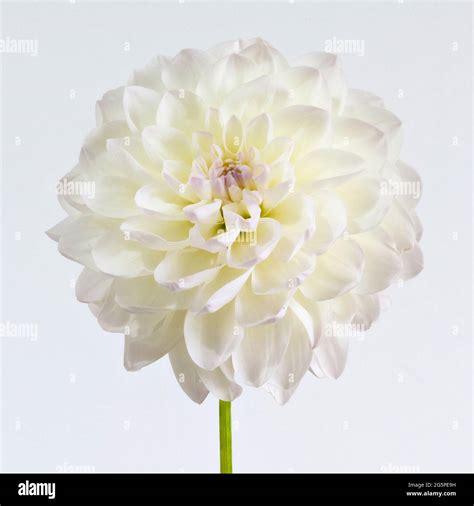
[219, 400, 232, 473]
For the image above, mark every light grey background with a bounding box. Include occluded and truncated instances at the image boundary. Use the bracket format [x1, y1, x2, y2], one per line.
[1, 1, 472, 472]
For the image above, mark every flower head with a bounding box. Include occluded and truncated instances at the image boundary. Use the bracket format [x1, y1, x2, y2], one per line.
[48, 38, 423, 404]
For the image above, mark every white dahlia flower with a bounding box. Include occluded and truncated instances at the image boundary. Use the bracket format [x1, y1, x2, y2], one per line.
[48, 38, 423, 405]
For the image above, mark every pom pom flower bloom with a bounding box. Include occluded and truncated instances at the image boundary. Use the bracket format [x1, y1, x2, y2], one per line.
[48, 38, 423, 428]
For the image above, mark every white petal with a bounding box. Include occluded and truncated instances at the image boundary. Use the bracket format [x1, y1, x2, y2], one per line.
[84, 175, 141, 218]
[295, 148, 365, 190]
[126, 312, 168, 338]
[135, 183, 188, 220]
[331, 294, 358, 324]
[189, 174, 213, 201]
[304, 190, 347, 254]
[80, 121, 129, 163]
[196, 53, 257, 106]
[58, 215, 111, 270]
[351, 293, 381, 330]
[277, 66, 331, 110]
[289, 299, 317, 348]
[293, 52, 347, 112]
[270, 311, 312, 389]
[196, 366, 242, 401]
[245, 113, 272, 150]
[223, 115, 243, 154]
[154, 248, 221, 291]
[161, 49, 211, 91]
[220, 357, 236, 382]
[105, 136, 157, 181]
[235, 279, 291, 327]
[410, 210, 423, 241]
[162, 160, 197, 202]
[262, 137, 294, 164]
[252, 249, 315, 294]
[337, 176, 390, 233]
[333, 117, 387, 170]
[142, 125, 193, 164]
[222, 200, 261, 233]
[184, 302, 243, 370]
[300, 238, 364, 300]
[92, 230, 162, 277]
[192, 131, 214, 162]
[207, 38, 242, 59]
[312, 333, 349, 380]
[262, 179, 293, 212]
[222, 75, 289, 123]
[124, 311, 185, 371]
[75, 268, 113, 303]
[293, 51, 341, 72]
[121, 215, 192, 251]
[379, 200, 417, 251]
[272, 105, 330, 158]
[184, 200, 222, 225]
[191, 267, 252, 314]
[123, 86, 161, 132]
[227, 218, 281, 269]
[96, 87, 125, 125]
[233, 317, 291, 387]
[239, 38, 288, 74]
[204, 107, 224, 141]
[345, 104, 402, 162]
[169, 339, 209, 404]
[352, 228, 402, 294]
[58, 193, 86, 217]
[264, 382, 300, 405]
[394, 161, 422, 210]
[46, 217, 75, 242]
[94, 289, 130, 333]
[344, 89, 384, 109]
[400, 243, 423, 280]
[128, 54, 168, 92]
[156, 90, 205, 134]
[294, 292, 327, 347]
[114, 276, 195, 312]
[267, 194, 315, 261]
[188, 222, 235, 253]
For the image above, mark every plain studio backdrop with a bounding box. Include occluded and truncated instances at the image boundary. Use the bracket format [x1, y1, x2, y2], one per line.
[1, 1, 472, 473]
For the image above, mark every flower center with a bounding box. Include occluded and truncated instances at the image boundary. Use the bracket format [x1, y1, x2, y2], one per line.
[205, 148, 257, 202]
[213, 153, 252, 189]
[219, 159, 242, 177]
[190, 144, 270, 204]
